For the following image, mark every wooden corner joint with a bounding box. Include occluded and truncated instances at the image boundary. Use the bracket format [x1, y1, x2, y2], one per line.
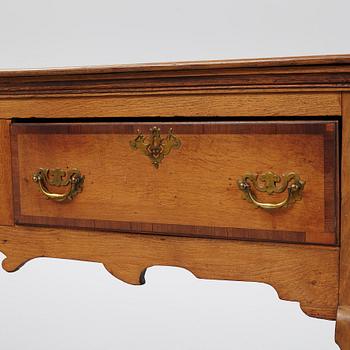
[0, 225, 339, 321]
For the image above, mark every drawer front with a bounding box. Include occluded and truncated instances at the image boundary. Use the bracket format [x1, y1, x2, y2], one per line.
[11, 120, 339, 245]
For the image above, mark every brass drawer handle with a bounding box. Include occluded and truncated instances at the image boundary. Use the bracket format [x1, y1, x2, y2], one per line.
[237, 172, 305, 209]
[32, 168, 84, 202]
[130, 126, 181, 168]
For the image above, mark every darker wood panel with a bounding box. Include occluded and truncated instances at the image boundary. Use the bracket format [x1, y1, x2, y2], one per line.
[323, 122, 340, 240]
[15, 214, 306, 244]
[11, 120, 333, 135]
[0, 120, 14, 225]
[10, 127, 22, 226]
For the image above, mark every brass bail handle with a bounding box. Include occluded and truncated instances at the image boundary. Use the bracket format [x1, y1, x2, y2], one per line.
[130, 126, 181, 168]
[32, 168, 84, 202]
[237, 172, 305, 209]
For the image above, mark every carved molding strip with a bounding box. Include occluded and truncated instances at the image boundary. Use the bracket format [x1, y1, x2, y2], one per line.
[1, 55, 350, 97]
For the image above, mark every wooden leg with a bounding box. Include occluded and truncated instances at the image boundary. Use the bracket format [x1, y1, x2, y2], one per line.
[336, 306, 350, 350]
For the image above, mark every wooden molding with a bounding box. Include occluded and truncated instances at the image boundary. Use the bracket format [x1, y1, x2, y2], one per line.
[1, 54, 350, 97]
[0, 225, 339, 320]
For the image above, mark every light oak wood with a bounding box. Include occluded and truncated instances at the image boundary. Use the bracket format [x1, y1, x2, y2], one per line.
[0, 120, 13, 225]
[0, 55, 349, 348]
[336, 93, 350, 349]
[0, 225, 339, 320]
[339, 92, 350, 305]
[0, 93, 341, 119]
[11, 121, 338, 245]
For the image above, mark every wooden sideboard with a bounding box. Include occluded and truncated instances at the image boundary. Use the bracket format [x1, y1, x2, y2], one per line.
[0, 54, 349, 348]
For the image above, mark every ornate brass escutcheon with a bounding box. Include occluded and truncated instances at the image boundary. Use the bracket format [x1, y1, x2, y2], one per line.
[130, 126, 181, 168]
[237, 171, 305, 209]
[32, 168, 84, 202]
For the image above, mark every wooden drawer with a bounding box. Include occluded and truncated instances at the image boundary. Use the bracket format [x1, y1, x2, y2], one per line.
[11, 120, 339, 245]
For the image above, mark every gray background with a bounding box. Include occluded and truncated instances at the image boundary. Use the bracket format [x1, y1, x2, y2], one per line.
[0, 0, 348, 349]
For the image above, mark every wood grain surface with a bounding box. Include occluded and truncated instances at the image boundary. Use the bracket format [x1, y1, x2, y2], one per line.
[0, 120, 13, 225]
[0, 55, 347, 349]
[0, 93, 341, 119]
[336, 93, 350, 350]
[11, 121, 338, 245]
[336, 306, 350, 350]
[0, 54, 350, 97]
[0, 225, 339, 320]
